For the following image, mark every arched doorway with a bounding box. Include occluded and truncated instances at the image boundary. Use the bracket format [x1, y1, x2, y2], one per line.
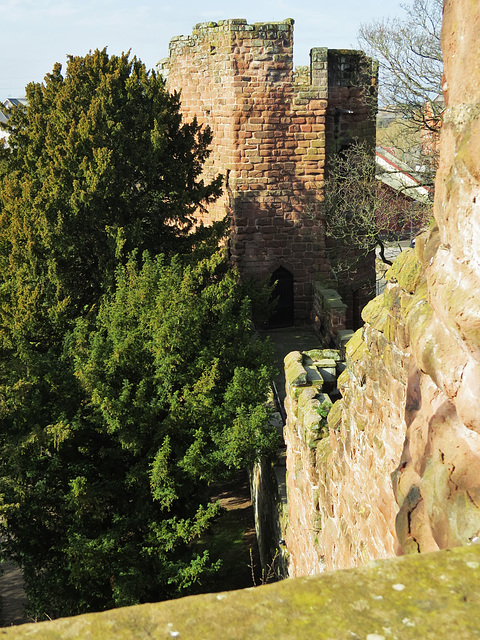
[268, 266, 294, 328]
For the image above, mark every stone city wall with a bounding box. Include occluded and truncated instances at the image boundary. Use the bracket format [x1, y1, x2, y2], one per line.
[284, 257, 413, 574]
[283, 0, 480, 575]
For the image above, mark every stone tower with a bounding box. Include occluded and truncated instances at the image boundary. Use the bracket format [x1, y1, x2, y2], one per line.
[158, 19, 377, 327]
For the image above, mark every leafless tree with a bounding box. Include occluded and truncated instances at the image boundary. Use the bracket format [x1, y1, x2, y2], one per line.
[359, 0, 443, 123]
[359, 0, 443, 189]
[324, 140, 431, 280]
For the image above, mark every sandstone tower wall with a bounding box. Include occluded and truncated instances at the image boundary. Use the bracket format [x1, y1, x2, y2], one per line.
[158, 20, 377, 325]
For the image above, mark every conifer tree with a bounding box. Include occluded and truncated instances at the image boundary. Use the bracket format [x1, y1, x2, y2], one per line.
[0, 50, 275, 618]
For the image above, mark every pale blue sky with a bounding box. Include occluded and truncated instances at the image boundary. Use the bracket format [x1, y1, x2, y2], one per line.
[1, 0, 406, 101]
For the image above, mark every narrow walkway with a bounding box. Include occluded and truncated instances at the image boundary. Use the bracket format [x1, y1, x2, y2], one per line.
[260, 326, 322, 511]
[261, 326, 321, 405]
[0, 560, 29, 627]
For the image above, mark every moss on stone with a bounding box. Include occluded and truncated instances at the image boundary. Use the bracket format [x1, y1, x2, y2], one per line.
[301, 393, 332, 446]
[355, 416, 367, 432]
[297, 387, 319, 412]
[400, 281, 427, 314]
[336, 368, 350, 390]
[384, 313, 401, 343]
[303, 349, 342, 362]
[327, 398, 343, 431]
[284, 350, 303, 370]
[411, 230, 428, 264]
[382, 284, 401, 315]
[316, 434, 333, 465]
[11, 542, 479, 640]
[401, 282, 428, 323]
[285, 358, 307, 388]
[406, 296, 435, 376]
[384, 248, 414, 283]
[304, 364, 324, 388]
[396, 251, 424, 294]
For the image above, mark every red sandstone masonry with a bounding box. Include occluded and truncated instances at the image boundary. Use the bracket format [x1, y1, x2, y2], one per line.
[158, 20, 377, 325]
[284, 295, 410, 574]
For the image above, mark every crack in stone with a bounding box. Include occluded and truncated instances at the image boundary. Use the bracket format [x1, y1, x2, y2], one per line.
[466, 491, 480, 509]
[407, 501, 421, 553]
[448, 463, 459, 497]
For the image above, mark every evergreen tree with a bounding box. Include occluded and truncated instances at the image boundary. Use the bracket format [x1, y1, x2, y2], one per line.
[0, 50, 275, 618]
[0, 48, 222, 326]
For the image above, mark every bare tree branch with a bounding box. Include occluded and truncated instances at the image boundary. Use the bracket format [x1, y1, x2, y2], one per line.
[324, 140, 431, 281]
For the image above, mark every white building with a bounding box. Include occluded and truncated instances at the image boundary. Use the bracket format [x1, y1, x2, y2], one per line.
[0, 98, 27, 146]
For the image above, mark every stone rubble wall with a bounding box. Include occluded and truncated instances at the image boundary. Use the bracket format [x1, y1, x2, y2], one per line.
[284, 347, 346, 575]
[284, 0, 480, 575]
[250, 285, 353, 579]
[158, 20, 377, 323]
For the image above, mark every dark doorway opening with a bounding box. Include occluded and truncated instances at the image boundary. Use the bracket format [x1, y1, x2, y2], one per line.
[268, 267, 294, 328]
[352, 288, 363, 330]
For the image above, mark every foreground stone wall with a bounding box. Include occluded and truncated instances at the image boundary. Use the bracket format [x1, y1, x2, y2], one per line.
[7, 544, 480, 639]
[158, 20, 377, 324]
[283, 0, 480, 574]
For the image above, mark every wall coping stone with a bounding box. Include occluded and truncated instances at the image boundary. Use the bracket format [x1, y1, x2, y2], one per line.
[313, 284, 348, 311]
[6, 544, 480, 639]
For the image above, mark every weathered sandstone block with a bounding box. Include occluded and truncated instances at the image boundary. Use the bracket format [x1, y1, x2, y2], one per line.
[5, 545, 480, 639]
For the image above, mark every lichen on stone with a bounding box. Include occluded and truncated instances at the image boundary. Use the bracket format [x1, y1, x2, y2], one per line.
[361, 295, 389, 332]
[285, 353, 308, 387]
[7, 544, 480, 640]
[327, 399, 343, 431]
[345, 328, 367, 363]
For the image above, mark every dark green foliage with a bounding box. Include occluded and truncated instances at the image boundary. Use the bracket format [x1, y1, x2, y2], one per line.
[72, 251, 276, 480]
[0, 50, 276, 619]
[0, 48, 223, 329]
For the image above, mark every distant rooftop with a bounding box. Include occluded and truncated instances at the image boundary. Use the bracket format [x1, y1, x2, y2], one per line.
[1, 98, 27, 143]
[376, 145, 431, 203]
[3, 98, 27, 109]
